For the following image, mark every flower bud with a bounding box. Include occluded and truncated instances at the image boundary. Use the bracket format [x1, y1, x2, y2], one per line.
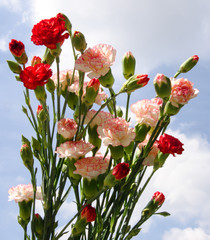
[31, 137, 41, 154]
[72, 31, 87, 52]
[99, 68, 115, 88]
[116, 106, 123, 117]
[7, 60, 22, 74]
[42, 48, 55, 65]
[109, 145, 124, 160]
[104, 163, 130, 188]
[31, 56, 42, 66]
[65, 158, 81, 185]
[83, 78, 100, 105]
[34, 213, 44, 239]
[152, 191, 165, 205]
[153, 74, 171, 99]
[112, 162, 130, 180]
[81, 205, 96, 222]
[88, 125, 101, 150]
[57, 13, 72, 33]
[20, 144, 34, 170]
[9, 39, 28, 64]
[134, 123, 151, 142]
[122, 51, 136, 80]
[120, 74, 149, 93]
[178, 55, 199, 74]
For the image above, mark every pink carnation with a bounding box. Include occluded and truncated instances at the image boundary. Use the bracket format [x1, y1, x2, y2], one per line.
[170, 78, 199, 107]
[75, 44, 116, 78]
[52, 69, 79, 91]
[68, 79, 108, 105]
[97, 117, 136, 147]
[8, 184, 42, 203]
[57, 118, 78, 139]
[130, 98, 162, 128]
[74, 156, 110, 180]
[55, 140, 94, 159]
[138, 134, 159, 166]
[84, 109, 112, 128]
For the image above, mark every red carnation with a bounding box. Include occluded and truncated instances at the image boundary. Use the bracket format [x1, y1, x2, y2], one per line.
[152, 191, 165, 205]
[31, 14, 69, 49]
[9, 39, 25, 57]
[112, 162, 130, 180]
[20, 63, 52, 89]
[81, 205, 96, 222]
[158, 133, 184, 156]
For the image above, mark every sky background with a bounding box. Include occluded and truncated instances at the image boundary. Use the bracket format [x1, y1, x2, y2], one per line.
[1, 0, 210, 239]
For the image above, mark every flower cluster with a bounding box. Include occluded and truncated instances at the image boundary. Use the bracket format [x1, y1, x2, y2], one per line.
[7, 12, 199, 240]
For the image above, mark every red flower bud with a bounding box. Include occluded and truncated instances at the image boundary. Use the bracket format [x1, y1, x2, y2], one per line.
[81, 205, 96, 222]
[136, 74, 150, 87]
[31, 56, 42, 66]
[158, 133, 184, 156]
[87, 78, 100, 91]
[9, 39, 25, 57]
[152, 191, 165, 205]
[112, 162, 130, 180]
[178, 55, 199, 74]
[36, 105, 43, 115]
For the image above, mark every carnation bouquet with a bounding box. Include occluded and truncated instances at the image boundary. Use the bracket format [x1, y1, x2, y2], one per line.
[7, 13, 199, 240]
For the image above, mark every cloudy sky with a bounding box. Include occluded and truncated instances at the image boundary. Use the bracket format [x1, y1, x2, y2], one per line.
[1, 0, 210, 239]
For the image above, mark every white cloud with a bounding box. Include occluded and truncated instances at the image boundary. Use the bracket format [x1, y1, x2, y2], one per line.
[162, 227, 210, 240]
[27, 0, 210, 73]
[0, 37, 8, 52]
[0, 0, 22, 12]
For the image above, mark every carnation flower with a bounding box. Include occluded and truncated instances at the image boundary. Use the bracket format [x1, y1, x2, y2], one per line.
[138, 134, 159, 166]
[68, 79, 108, 105]
[169, 78, 199, 107]
[158, 133, 184, 156]
[31, 13, 69, 49]
[112, 163, 130, 180]
[81, 205, 96, 222]
[55, 140, 94, 159]
[84, 109, 112, 128]
[57, 118, 78, 139]
[8, 184, 42, 203]
[19, 63, 52, 90]
[73, 156, 110, 180]
[130, 98, 162, 128]
[51, 69, 79, 91]
[9, 39, 25, 57]
[75, 44, 116, 78]
[97, 117, 136, 147]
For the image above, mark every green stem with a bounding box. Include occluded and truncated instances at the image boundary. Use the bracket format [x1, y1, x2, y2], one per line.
[56, 56, 61, 122]
[125, 93, 131, 121]
[109, 87, 117, 117]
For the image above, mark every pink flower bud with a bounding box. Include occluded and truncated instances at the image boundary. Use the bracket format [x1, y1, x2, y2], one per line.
[152, 191, 165, 205]
[153, 73, 171, 99]
[81, 205, 96, 222]
[112, 162, 130, 180]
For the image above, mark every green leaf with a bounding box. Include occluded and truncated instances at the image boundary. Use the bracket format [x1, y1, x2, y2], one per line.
[155, 211, 171, 217]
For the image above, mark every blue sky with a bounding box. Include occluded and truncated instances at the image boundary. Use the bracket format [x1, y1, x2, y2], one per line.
[1, 0, 210, 239]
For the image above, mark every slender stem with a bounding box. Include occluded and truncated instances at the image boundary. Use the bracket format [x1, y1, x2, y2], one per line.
[125, 93, 131, 121]
[109, 87, 117, 117]
[56, 56, 61, 122]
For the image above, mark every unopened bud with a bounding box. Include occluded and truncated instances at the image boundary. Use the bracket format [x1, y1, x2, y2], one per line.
[134, 123, 151, 142]
[20, 144, 34, 170]
[9, 39, 28, 64]
[72, 31, 87, 52]
[34, 86, 47, 103]
[178, 55, 199, 74]
[31, 56, 42, 66]
[154, 74, 171, 99]
[120, 74, 149, 93]
[83, 78, 100, 105]
[34, 213, 44, 239]
[122, 51, 136, 79]
[46, 79, 55, 93]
